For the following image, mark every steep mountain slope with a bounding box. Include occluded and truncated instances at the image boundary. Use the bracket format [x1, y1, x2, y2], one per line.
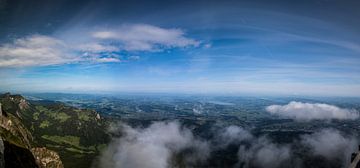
[29, 101, 110, 168]
[0, 93, 110, 168]
[0, 100, 63, 168]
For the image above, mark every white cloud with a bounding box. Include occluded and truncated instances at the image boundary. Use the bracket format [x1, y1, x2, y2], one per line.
[76, 43, 119, 53]
[99, 121, 209, 168]
[0, 24, 199, 67]
[0, 35, 122, 67]
[216, 126, 358, 168]
[0, 35, 75, 67]
[97, 122, 359, 168]
[238, 137, 291, 168]
[218, 125, 253, 146]
[92, 24, 200, 51]
[127, 55, 140, 61]
[92, 31, 117, 39]
[95, 57, 121, 63]
[266, 101, 359, 121]
[213, 125, 291, 168]
[300, 129, 358, 166]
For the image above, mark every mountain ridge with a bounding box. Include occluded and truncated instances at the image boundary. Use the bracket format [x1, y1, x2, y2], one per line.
[0, 93, 110, 168]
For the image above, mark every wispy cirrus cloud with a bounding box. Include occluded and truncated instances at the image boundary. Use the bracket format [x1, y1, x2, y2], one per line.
[76, 43, 119, 53]
[0, 35, 75, 67]
[0, 24, 199, 67]
[92, 24, 200, 51]
[0, 35, 122, 67]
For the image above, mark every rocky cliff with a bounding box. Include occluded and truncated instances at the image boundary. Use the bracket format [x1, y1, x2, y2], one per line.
[0, 93, 64, 168]
[0, 93, 110, 168]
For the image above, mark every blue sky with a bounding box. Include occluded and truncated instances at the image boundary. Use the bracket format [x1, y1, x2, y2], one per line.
[0, 0, 360, 96]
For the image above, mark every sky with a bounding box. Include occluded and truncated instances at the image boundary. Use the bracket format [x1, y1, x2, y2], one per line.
[0, 0, 360, 96]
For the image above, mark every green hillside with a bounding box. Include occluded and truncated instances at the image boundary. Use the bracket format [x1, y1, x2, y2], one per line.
[0, 93, 110, 168]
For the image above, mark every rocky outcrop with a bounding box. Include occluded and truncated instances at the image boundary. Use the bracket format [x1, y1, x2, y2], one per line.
[0, 93, 109, 168]
[0, 103, 3, 116]
[31, 148, 63, 168]
[0, 93, 30, 120]
[18, 98, 29, 111]
[96, 113, 101, 120]
[0, 93, 64, 168]
[0, 113, 32, 149]
[0, 137, 4, 168]
[0, 132, 63, 168]
[0, 113, 38, 168]
[3, 140, 38, 168]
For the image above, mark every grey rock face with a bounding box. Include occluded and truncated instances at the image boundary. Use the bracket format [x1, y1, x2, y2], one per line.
[0, 137, 4, 168]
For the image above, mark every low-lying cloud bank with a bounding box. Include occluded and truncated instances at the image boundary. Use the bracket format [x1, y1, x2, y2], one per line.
[237, 136, 292, 168]
[97, 122, 358, 168]
[220, 126, 358, 168]
[98, 121, 209, 168]
[219, 125, 253, 145]
[301, 129, 358, 162]
[266, 101, 359, 121]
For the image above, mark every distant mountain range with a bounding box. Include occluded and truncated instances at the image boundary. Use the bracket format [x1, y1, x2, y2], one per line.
[0, 93, 110, 168]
